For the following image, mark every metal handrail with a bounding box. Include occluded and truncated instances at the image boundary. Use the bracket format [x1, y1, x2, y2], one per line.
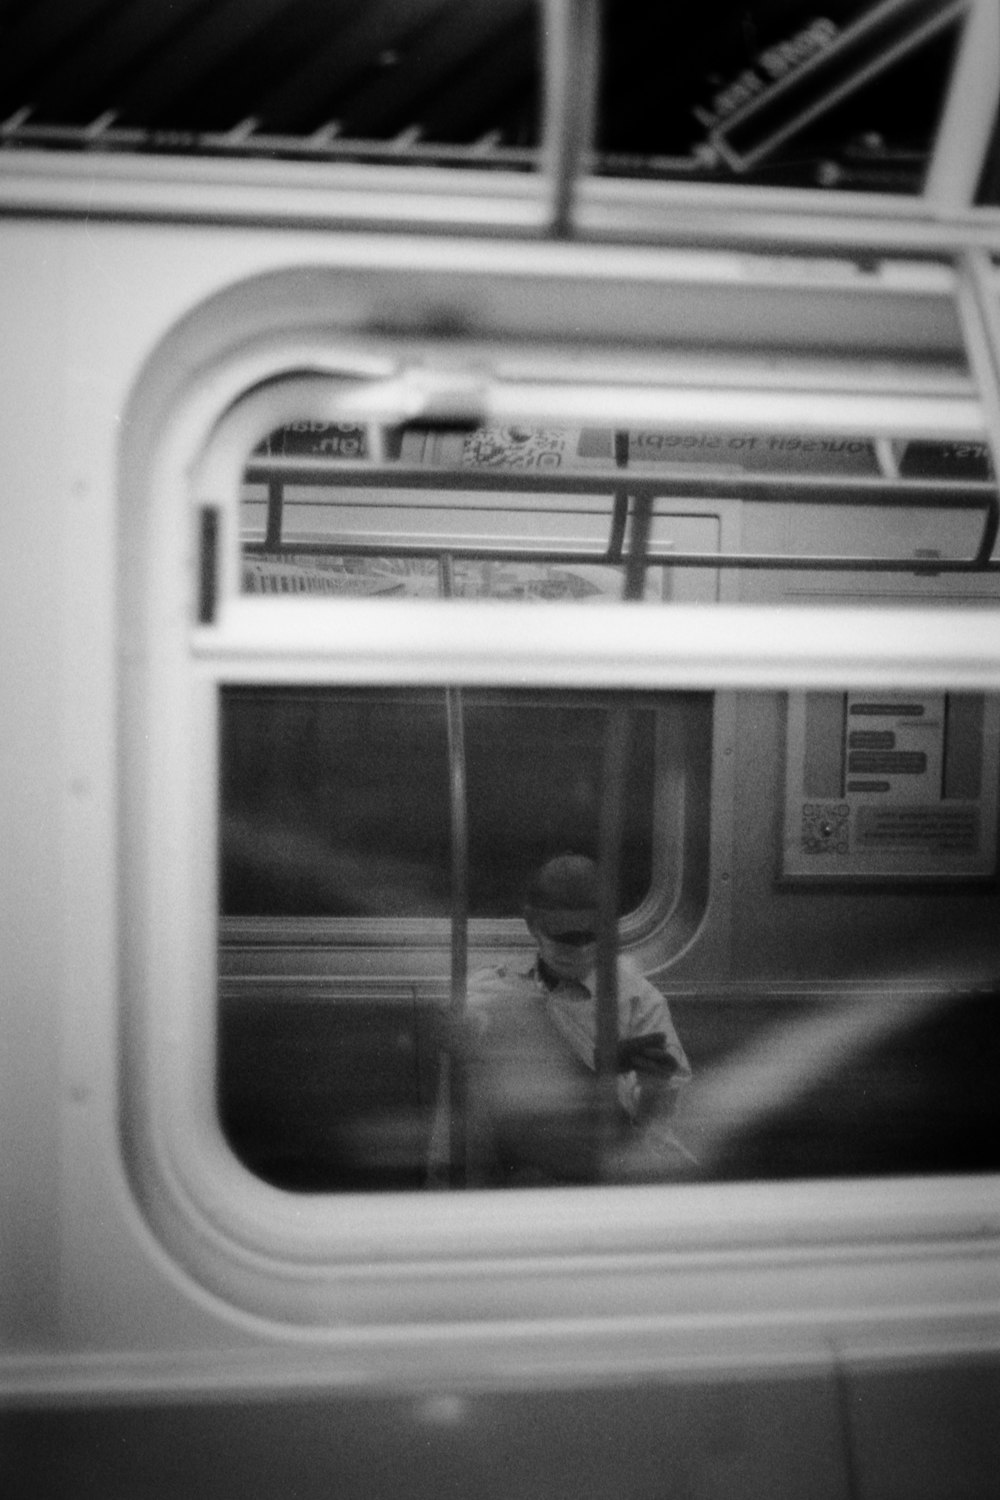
[244, 453, 1000, 573]
[593, 707, 630, 1179]
[541, 0, 600, 236]
[244, 463, 994, 505]
[593, 490, 655, 1179]
[244, 540, 1000, 573]
[440, 555, 470, 1188]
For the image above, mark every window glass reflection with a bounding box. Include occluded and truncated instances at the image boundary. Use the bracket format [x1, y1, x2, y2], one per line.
[220, 689, 655, 917]
[218, 686, 1000, 1195]
[241, 423, 1000, 606]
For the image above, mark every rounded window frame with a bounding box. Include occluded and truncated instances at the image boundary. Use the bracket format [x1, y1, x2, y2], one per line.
[119, 254, 1000, 1329]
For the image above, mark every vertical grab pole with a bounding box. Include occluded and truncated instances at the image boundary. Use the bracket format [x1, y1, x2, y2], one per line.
[594, 708, 632, 1177]
[957, 254, 1000, 568]
[594, 473, 654, 1179]
[441, 555, 469, 1186]
[264, 476, 284, 551]
[541, 0, 601, 238]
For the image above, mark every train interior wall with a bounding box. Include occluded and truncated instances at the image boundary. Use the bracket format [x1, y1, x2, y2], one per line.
[2, 215, 998, 1497]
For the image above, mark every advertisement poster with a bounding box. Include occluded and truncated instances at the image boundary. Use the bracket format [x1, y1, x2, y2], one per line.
[783, 692, 1000, 880]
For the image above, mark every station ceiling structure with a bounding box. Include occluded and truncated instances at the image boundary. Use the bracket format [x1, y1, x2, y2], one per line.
[1, 2, 997, 427]
[0, 0, 996, 205]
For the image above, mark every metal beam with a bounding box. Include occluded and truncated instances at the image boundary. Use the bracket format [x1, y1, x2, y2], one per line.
[4, 149, 1000, 253]
[540, 0, 600, 236]
[924, 0, 1000, 209]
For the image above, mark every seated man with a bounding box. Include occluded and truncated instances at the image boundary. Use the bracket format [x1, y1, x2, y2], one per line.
[462, 853, 692, 1186]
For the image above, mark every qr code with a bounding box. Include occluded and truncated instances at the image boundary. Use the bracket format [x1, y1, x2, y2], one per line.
[461, 426, 567, 469]
[801, 802, 850, 855]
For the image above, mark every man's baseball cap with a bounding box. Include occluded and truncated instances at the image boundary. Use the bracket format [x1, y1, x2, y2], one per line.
[526, 854, 599, 934]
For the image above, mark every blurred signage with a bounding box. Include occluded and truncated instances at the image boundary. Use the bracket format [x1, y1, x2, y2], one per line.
[784, 692, 1000, 880]
[254, 425, 993, 484]
[255, 423, 368, 458]
[895, 441, 993, 481]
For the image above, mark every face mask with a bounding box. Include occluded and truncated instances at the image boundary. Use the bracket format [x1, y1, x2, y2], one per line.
[535, 928, 597, 982]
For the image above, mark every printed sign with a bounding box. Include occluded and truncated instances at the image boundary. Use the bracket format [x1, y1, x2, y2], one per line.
[783, 691, 1000, 880]
[253, 425, 994, 483]
[254, 423, 368, 459]
[252, 426, 993, 484]
[625, 430, 877, 474]
[398, 426, 879, 476]
[895, 441, 994, 481]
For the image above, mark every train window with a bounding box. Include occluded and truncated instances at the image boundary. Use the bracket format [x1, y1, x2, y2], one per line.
[209, 359, 1000, 1196]
[239, 422, 724, 604]
[115, 235, 1000, 1323]
[216, 678, 1000, 1195]
[220, 688, 657, 919]
[239, 415, 1000, 609]
[218, 379, 1000, 1193]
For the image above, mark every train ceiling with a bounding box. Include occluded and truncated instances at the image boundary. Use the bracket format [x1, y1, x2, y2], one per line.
[0, 0, 997, 200]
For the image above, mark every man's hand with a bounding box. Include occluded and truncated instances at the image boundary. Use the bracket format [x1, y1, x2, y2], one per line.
[616, 1031, 678, 1077]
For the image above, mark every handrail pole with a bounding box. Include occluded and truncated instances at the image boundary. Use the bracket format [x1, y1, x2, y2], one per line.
[440, 554, 470, 1186]
[541, 0, 600, 237]
[925, 0, 1000, 211]
[623, 492, 655, 602]
[594, 708, 631, 1179]
[973, 491, 1000, 567]
[245, 461, 998, 509]
[957, 252, 1000, 572]
[264, 477, 283, 550]
[594, 446, 654, 1180]
[606, 429, 630, 563]
[245, 539, 1000, 573]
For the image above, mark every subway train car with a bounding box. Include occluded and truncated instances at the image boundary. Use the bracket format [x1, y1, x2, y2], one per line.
[3, 2, 1000, 1495]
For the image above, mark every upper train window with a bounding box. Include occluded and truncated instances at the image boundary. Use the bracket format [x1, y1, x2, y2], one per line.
[239, 421, 725, 604]
[4, 1, 997, 217]
[238, 414, 1000, 610]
